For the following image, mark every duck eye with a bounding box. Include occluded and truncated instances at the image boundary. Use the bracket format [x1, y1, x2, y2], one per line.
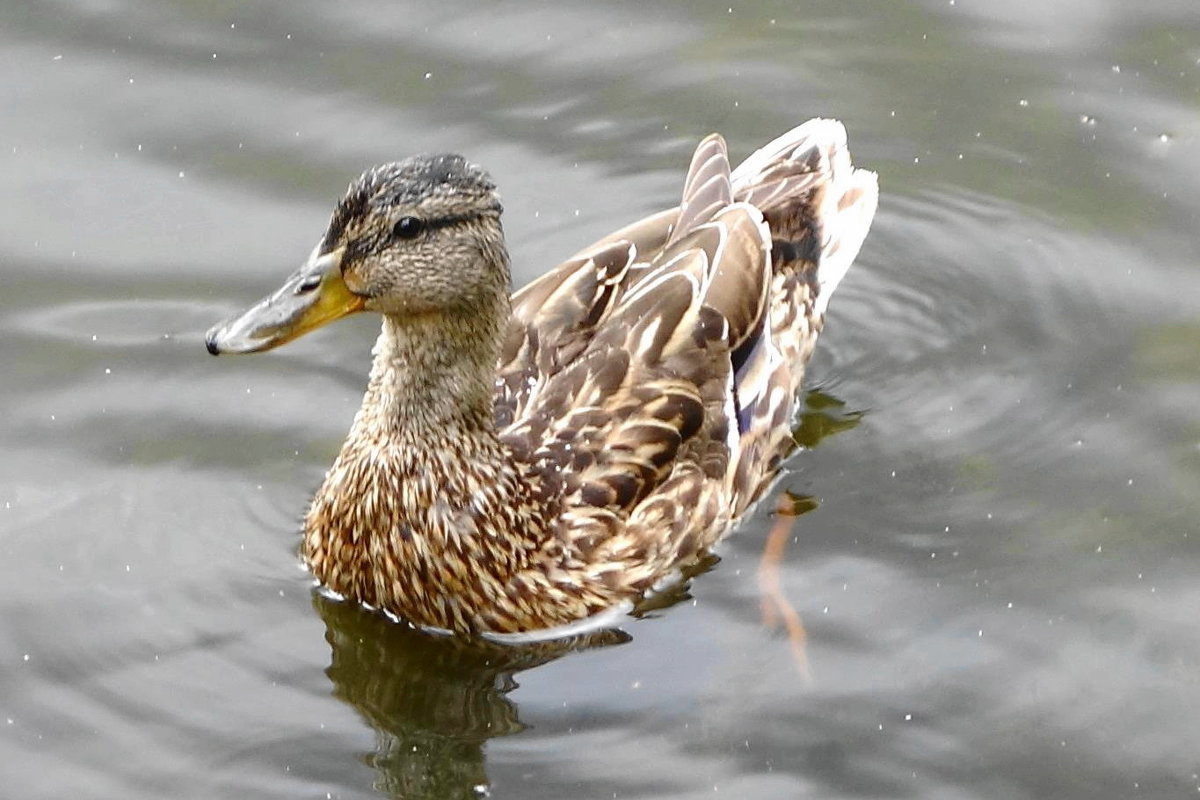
[392, 216, 425, 240]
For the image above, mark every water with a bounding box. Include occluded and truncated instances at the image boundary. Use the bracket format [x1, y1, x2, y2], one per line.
[3, 1, 1199, 798]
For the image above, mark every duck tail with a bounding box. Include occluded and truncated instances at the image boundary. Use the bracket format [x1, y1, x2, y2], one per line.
[732, 118, 878, 317]
[717, 120, 877, 512]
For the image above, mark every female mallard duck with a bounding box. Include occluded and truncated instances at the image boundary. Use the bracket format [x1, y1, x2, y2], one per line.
[207, 119, 877, 637]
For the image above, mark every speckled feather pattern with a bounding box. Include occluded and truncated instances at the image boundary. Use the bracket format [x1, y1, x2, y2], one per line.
[303, 120, 878, 634]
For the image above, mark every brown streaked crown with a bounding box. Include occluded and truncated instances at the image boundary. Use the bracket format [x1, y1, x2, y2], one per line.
[321, 154, 502, 255]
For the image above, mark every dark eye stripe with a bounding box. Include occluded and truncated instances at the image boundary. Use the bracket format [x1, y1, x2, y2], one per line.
[340, 205, 500, 270]
[421, 212, 484, 232]
[410, 202, 501, 235]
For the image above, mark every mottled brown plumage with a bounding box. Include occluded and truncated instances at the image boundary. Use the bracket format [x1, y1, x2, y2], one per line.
[206, 119, 878, 636]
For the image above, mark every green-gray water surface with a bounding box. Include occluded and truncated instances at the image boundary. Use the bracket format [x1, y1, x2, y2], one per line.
[3, 1, 1199, 798]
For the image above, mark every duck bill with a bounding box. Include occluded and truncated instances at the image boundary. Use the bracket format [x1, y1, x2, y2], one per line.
[205, 246, 365, 355]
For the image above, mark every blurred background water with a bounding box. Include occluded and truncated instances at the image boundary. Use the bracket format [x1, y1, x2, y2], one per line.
[2, 1, 1199, 798]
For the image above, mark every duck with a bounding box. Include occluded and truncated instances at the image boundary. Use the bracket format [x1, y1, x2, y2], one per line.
[206, 118, 878, 637]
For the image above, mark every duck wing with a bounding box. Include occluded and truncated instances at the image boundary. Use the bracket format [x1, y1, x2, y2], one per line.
[495, 120, 877, 579]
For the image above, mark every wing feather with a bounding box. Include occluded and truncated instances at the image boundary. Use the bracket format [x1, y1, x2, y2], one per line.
[495, 119, 877, 584]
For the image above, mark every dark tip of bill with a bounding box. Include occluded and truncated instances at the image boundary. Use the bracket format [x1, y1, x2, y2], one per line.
[205, 332, 221, 356]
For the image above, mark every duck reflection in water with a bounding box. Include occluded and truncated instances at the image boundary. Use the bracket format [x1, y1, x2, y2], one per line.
[313, 592, 628, 798]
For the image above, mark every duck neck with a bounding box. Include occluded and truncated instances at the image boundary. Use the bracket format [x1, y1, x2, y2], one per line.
[364, 310, 502, 440]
